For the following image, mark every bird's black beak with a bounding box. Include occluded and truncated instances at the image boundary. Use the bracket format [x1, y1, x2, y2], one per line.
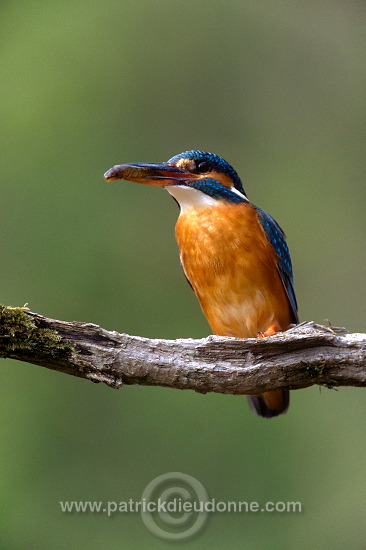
[103, 162, 194, 187]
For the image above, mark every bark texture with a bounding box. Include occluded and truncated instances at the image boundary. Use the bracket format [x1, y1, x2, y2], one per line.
[0, 306, 365, 395]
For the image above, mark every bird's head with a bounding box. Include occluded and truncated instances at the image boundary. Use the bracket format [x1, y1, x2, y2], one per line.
[104, 150, 248, 210]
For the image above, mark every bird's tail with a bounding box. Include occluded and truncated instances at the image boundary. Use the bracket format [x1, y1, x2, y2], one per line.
[248, 390, 289, 418]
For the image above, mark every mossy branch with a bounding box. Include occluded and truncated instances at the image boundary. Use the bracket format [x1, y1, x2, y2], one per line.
[0, 305, 365, 394]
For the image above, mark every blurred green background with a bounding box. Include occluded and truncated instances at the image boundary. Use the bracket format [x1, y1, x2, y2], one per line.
[1, 1, 365, 548]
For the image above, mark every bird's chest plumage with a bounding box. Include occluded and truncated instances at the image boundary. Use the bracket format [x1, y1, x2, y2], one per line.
[175, 202, 291, 337]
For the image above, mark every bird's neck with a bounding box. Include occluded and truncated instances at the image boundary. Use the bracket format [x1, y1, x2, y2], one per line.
[166, 185, 217, 214]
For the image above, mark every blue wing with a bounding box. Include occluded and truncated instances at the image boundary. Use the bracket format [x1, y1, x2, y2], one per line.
[256, 208, 298, 323]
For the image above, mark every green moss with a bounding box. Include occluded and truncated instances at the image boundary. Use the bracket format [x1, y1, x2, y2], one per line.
[0, 305, 73, 359]
[302, 361, 327, 378]
[301, 360, 338, 389]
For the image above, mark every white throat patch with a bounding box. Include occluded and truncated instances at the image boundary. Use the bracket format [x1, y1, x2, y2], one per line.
[166, 185, 217, 214]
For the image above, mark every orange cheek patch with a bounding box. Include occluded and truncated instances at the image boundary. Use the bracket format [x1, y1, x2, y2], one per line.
[205, 171, 234, 189]
[172, 160, 237, 190]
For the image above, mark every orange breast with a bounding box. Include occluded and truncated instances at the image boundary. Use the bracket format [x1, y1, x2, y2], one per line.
[175, 202, 293, 338]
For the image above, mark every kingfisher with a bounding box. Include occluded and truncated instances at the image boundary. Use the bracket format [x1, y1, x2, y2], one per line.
[104, 150, 298, 418]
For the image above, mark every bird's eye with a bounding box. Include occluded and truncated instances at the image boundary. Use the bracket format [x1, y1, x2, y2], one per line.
[195, 160, 210, 173]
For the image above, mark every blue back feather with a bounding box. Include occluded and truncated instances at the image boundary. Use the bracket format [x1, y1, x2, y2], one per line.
[256, 208, 298, 323]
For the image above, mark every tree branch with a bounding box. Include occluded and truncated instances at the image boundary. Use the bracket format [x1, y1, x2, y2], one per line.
[0, 306, 365, 395]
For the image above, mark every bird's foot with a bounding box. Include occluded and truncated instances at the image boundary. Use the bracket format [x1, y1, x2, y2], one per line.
[257, 324, 281, 338]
